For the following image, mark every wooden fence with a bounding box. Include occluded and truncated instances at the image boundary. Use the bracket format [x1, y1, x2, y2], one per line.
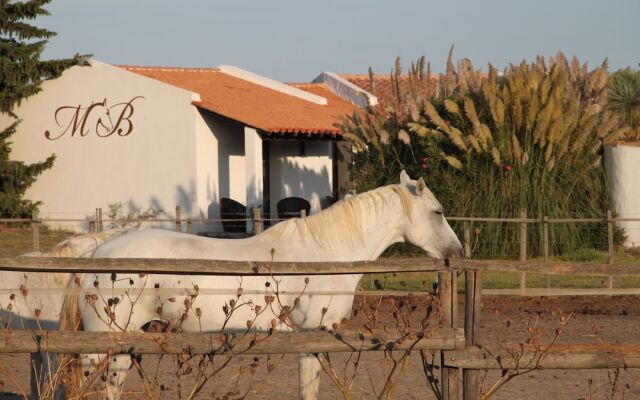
[3, 207, 639, 247]
[1, 256, 639, 399]
[3, 206, 639, 268]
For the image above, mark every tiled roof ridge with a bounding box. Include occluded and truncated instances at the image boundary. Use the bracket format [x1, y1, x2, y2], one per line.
[119, 65, 219, 73]
[289, 82, 325, 87]
[217, 65, 327, 106]
[340, 73, 441, 80]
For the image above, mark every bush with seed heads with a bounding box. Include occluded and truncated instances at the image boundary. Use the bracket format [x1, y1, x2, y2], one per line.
[341, 51, 625, 257]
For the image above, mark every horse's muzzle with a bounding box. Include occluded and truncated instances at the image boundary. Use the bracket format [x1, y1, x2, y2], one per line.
[447, 243, 465, 259]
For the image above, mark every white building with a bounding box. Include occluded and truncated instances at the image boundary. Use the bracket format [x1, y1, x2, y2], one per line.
[604, 142, 640, 247]
[3, 60, 362, 232]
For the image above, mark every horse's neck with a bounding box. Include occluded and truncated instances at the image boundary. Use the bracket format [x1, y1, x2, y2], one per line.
[357, 193, 407, 259]
[252, 189, 407, 261]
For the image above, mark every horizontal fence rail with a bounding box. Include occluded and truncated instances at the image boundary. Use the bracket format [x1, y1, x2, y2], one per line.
[458, 259, 640, 277]
[444, 343, 640, 369]
[0, 256, 447, 275]
[0, 287, 436, 297]
[0, 328, 464, 355]
[4, 215, 640, 224]
[1, 256, 639, 277]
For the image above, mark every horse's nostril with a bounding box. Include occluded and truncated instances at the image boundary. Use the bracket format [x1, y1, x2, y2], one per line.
[449, 244, 464, 259]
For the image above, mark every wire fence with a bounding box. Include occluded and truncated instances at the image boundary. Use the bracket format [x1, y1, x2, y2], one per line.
[2, 205, 640, 272]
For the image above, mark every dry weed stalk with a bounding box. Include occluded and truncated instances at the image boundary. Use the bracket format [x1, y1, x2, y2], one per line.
[311, 287, 441, 400]
[587, 368, 631, 400]
[0, 275, 112, 400]
[79, 256, 308, 399]
[480, 307, 573, 399]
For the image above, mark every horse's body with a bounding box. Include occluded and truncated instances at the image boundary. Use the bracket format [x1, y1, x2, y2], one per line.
[0, 230, 127, 400]
[81, 173, 463, 399]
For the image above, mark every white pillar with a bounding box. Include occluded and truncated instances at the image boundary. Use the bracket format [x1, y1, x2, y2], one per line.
[604, 144, 640, 247]
[244, 127, 263, 232]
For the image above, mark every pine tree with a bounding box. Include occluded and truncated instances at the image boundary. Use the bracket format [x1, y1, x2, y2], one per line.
[0, 0, 85, 217]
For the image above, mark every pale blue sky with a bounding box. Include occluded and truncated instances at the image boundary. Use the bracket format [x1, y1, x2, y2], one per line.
[39, 0, 639, 82]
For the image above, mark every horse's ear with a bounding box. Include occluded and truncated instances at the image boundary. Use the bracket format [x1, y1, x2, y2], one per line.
[416, 177, 427, 196]
[400, 170, 411, 185]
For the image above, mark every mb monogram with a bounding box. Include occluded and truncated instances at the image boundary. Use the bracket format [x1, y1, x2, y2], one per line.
[44, 96, 144, 140]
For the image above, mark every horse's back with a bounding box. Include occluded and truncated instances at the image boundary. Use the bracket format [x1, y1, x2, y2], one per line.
[91, 228, 260, 260]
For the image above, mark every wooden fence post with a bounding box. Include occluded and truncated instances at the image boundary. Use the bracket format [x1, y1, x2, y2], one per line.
[439, 261, 459, 400]
[187, 218, 193, 234]
[463, 221, 471, 258]
[544, 216, 550, 289]
[463, 269, 482, 400]
[519, 209, 527, 290]
[300, 209, 306, 218]
[175, 206, 182, 233]
[98, 207, 103, 232]
[607, 210, 614, 289]
[31, 210, 40, 252]
[253, 208, 263, 234]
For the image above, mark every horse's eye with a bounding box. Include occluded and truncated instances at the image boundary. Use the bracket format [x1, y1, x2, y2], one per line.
[435, 209, 444, 216]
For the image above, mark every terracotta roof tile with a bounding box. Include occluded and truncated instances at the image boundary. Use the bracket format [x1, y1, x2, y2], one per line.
[340, 73, 442, 104]
[120, 66, 357, 136]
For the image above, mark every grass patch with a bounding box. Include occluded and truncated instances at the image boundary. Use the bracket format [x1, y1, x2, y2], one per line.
[559, 248, 607, 263]
[362, 271, 640, 292]
[0, 228, 75, 257]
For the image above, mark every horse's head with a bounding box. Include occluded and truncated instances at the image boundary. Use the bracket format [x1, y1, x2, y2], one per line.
[399, 170, 464, 259]
[95, 98, 114, 134]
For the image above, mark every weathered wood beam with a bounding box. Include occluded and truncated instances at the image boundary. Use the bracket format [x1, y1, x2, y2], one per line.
[0, 328, 464, 355]
[444, 344, 640, 369]
[0, 257, 447, 275]
[453, 259, 640, 277]
[2, 256, 639, 277]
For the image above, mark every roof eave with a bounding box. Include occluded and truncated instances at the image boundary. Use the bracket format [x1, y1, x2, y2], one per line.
[192, 102, 342, 140]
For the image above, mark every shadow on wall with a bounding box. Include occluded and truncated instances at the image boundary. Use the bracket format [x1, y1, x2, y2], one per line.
[275, 158, 331, 213]
[207, 180, 260, 229]
[206, 113, 244, 205]
[148, 180, 197, 217]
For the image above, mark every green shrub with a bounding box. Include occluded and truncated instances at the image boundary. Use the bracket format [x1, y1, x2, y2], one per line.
[559, 248, 607, 263]
[341, 52, 625, 258]
[106, 203, 163, 229]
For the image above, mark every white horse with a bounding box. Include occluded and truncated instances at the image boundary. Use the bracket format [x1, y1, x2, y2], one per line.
[0, 229, 128, 400]
[80, 172, 463, 399]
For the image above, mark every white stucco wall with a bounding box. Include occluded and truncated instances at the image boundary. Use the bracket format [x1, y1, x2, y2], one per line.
[194, 110, 221, 231]
[2, 60, 201, 230]
[268, 141, 333, 215]
[196, 114, 247, 230]
[604, 143, 640, 247]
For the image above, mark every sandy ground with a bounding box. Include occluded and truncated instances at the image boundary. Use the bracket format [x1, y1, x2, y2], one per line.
[2, 295, 640, 399]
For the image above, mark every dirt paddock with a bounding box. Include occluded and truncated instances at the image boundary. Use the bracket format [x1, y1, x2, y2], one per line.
[1, 295, 640, 399]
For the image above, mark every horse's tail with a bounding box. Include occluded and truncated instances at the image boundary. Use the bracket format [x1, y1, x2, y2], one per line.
[58, 272, 85, 396]
[56, 229, 130, 332]
[53, 229, 130, 395]
[54, 229, 130, 331]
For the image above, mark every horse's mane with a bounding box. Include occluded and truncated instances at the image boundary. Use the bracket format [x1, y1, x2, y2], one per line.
[261, 185, 413, 250]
